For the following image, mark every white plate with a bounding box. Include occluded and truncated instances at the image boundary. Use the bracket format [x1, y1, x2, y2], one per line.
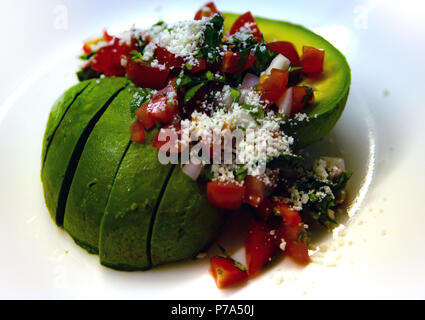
[1, 0, 425, 299]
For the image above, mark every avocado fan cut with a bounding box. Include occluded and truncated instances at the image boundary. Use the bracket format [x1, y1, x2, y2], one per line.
[99, 130, 175, 271]
[150, 167, 224, 267]
[41, 77, 129, 226]
[63, 85, 152, 254]
[41, 14, 351, 271]
[41, 80, 91, 171]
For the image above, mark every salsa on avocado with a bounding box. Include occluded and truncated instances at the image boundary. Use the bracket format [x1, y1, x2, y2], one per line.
[63, 2, 351, 289]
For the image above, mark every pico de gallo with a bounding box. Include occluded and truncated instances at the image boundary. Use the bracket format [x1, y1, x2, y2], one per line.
[77, 2, 351, 289]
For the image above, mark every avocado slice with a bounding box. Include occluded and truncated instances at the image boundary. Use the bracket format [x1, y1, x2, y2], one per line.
[150, 168, 223, 266]
[224, 13, 351, 149]
[99, 130, 174, 271]
[63, 86, 152, 254]
[41, 77, 128, 226]
[41, 80, 90, 170]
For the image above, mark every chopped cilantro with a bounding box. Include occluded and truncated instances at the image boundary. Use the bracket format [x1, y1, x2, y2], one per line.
[76, 66, 102, 81]
[130, 50, 144, 61]
[79, 51, 97, 61]
[198, 14, 224, 64]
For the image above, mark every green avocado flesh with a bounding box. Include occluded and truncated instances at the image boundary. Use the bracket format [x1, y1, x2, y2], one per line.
[99, 130, 173, 270]
[63, 86, 144, 254]
[42, 77, 128, 226]
[224, 13, 351, 149]
[41, 15, 350, 271]
[151, 168, 223, 266]
[41, 80, 90, 169]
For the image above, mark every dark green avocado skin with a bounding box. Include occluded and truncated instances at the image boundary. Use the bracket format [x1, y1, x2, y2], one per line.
[41, 78, 128, 226]
[150, 168, 223, 267]
[63, 86, 144, 254]
[99, 130, 174, 271]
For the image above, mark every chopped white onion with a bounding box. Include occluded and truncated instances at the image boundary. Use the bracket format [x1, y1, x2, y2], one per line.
[261, 54, 290, 76]
[239, 73, 259, 104]
[321, 157, 346, 179]
[241, 73, 259, 89]
[182, 161, 202, 181]
[277, 87, 293, 116]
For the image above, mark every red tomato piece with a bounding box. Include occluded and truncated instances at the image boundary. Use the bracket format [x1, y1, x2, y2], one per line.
[275, 221, 310, 265]
[194, 2, 219, 20]
[135, 102, 156, 130]
[125, 59, 170, 90]
[207, 181, 245, 210]
[245, 220, 277, 276]
[154, 46, 184, 69]
[244, 175, 266, 208]
[221, 51, 256, 74]
[102, 30, 114, 42]
[266, 41, 301, 67]
[291, 86, 315, 114]
[90, 38, 131, 77]
[210, 256, 248, 289]
[301, 46, 325, 73]
[230, 11, 261, 40]
[255, 197, 274, 220]
[190, 58, 207, 74]
[145, 81, 179, 124]
[257, 68, 289, 104]
[274, 203, 301, 227]
[130, 121, 145, 144]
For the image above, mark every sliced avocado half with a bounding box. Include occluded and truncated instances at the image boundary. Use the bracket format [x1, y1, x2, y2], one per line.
[41, 77, 128, 226]
[150, 168, 223, 267]
[99, 131, 174, 271]
[41, 80, 90, 170]
[224, 13, 351, 149]
[41, 14, 350, 271]
[63, 86, 151, 254]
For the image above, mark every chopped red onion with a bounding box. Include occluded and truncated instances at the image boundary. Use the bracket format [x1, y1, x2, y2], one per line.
[182, 161, 202, 181]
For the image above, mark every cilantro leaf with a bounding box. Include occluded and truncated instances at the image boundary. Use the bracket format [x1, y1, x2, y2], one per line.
[198, 14, 224, 64]
[184, 83, 205, 104]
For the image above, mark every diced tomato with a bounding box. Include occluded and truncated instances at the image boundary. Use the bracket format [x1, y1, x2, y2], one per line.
[90, 38, 131, 77]
[291, 85, 315, 114]
[301, 46, 325, 73]
[244, 175, 266, 208]
[275, 221, 310, 265]
[257, 68, 289, 104]
[255, 197, 274, 220]
[210, 256, 248, 289]
[194, 2, 219, 20]
[102, 30, 114, 42]
[230, 11, 262, 41]
[245, 220, 277, 276]
[221, 51, 256, 74]
[135, 103, 156, 130]
[154, 46, 184, 69]
[83, 42, 93, 55]
[152, 123, 185, 153]
[207, 181, 245, 210]
[274, 203, 301, 227]
[82, 29, 114, 55]
[145, 81, 179, 124]
[266, 41, 301, 67]
[130, 121, 145, 144]
[190, 58, 207, 74]
[125, 59, 170, 90]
